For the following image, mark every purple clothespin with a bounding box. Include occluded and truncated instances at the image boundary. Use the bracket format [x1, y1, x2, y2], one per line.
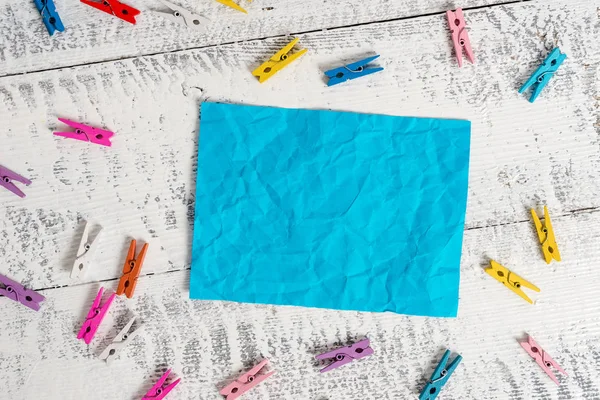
[0, 165, 31, 198]
[53, 118, 114, 147]
[315, 338, 374, 373]
[0, 273, 45, 311]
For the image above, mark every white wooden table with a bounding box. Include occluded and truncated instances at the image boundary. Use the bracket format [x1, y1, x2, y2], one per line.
[1, 0, 599, 399]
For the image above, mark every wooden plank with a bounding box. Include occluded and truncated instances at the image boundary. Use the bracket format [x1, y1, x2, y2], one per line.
[0, 0, 598, 291]
[2, 210, 599, 399]
[0, 0, 525, 76]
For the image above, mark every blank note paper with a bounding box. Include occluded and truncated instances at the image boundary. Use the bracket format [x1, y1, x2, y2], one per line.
[190, 102, 471, 317]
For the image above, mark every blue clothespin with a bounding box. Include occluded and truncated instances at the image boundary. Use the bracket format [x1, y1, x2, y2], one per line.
[33, 0, 65, 36]
[325, 55, 384, 86]
[519, 48, 566, 103]
[419, 350, 462, 400]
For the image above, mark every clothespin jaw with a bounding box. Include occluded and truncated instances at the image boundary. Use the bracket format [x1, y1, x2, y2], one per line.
[531, 206, 561, 264]
[155, 0, 209, 30]
[252, 38, 307, 83]
[485, 260, 540, 304]
[116, 240, 149, 298]
[519, 48, 566, 102]
[77, 287, 115, 344]
[71, 222, 103, 279]
[215, 0, 248, 14]
[446, 8, 474, 67]
[519, 335, 567, 385]
[0, 165, 31, 198]
[142, 369, 181, 400]
[33, 0, 65, 35]
[315, 338, 374, 372]
[219, 359, 275, 400]
[419, 350, 462, 400]
[0, 274, 46, 311]
[99, 316, 143, 365]
[325, 55, 384, 86]
[80, 0, 140, 24]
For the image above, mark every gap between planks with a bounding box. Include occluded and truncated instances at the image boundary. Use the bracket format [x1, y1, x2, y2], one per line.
[19, 203, 598, 295]
[0, 0, 534, 80]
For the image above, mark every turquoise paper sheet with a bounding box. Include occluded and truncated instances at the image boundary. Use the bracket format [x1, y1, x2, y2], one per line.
[190, 102, 471, 317]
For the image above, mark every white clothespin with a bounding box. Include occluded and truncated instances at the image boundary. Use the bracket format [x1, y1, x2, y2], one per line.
[71, 222, 102, 279]
[99, 316, 143, 365]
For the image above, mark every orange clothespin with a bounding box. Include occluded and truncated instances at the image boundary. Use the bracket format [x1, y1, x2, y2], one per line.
[531, 206, 561, 264]
[117, 240, 148, 298]
[215, 0, 249, 13]
[252, 38, 307, 83]
[485, 260, 540, 304]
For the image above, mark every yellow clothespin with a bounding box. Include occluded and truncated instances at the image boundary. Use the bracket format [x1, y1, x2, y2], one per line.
[252, 38, 307, 83]
[215, 0, 249, 14]
[531, 206, 561, 264]
[485, 260, 540, 304]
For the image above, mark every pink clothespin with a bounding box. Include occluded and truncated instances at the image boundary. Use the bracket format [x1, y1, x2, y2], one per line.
[0, 273, 45, 311]
[77, 287, 115, 344]
[142, 369, 181, 400]
[0, 165, 31, 198]
[315, 338, 374, 373]
[520, 335, 568, 385]
[220, 359, 275, 400]
[54, 118, 114, 147]
[446, 8, 474, 67]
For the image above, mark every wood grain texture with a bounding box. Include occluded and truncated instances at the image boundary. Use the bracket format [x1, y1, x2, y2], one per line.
[1, 0, 599, 398]
[2, 210, 600, 399]
[0, 0, 525, 76]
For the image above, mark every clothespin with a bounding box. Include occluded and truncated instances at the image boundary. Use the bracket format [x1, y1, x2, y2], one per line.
[71, 222, 103, 279]
[315, 338, 374, 372]
[54, 118, 114, 147]
[154, 0, 209, 30]
[519, 48, 566, 102]
[77, 287, 115, 344]
[531, 206, 561, 264]
[519, 335, 567, 385]
[419, 350, 462, 400]
[33, 0, 64, 36]
[220, 359, 275, 400]
[99, 316, 143, 365]
[252, 38, 307, 83]
[0, 274, 45, 311]
[0, 165, 31, 198]
[446, 8, 474, 67]
[116, 239, 149, 298]
[325, 55, 384, 87]
[142, 369, 181, 400]
[80, 0, 140, 24]
[215, 0, 249, 14]
[485, 260, 540, 304]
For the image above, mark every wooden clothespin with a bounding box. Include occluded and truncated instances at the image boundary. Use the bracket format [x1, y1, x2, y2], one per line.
[531, 206, 561, 264]
[117, 239, 149, 298]
[485, 260, 540, 304]
[252, 38, 307, 83]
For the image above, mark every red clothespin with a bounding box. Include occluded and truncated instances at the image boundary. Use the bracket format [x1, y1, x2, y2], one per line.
[77, 287, 115, 344]
[446, 8, 474, 67]
[520, 335, 568, 385]
[80, 0, 140, 24]
[220, 359, 275, 400]
[116, 239, 148, 298]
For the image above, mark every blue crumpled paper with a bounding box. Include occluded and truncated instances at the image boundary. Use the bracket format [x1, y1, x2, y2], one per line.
[190, 102, 471, 317]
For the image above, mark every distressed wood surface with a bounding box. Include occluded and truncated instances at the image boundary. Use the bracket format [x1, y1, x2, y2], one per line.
[1, 0, 599, 398]
[0, 0, 525, 76]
